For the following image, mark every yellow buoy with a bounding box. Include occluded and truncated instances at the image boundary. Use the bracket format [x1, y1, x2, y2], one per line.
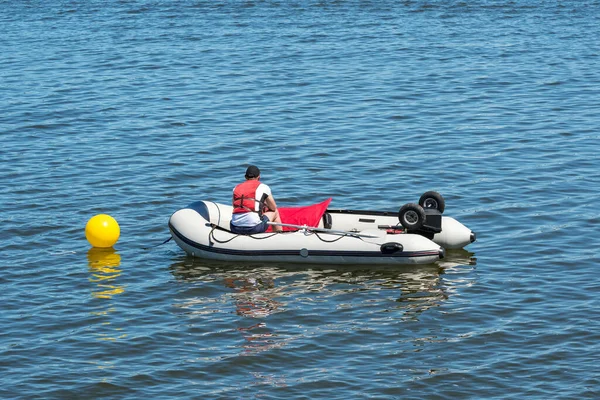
[85, 214, 120, 248]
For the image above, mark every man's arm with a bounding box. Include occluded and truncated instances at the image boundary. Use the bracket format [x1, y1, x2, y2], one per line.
[264, 194, 278, 212]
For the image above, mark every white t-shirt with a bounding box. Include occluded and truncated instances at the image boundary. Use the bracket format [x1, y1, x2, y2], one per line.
[231, 182, 272, 227]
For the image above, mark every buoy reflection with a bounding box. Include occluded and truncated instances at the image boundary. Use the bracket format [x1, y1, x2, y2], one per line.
[87, 247, 124, 299]
[87, 248, 126, 342]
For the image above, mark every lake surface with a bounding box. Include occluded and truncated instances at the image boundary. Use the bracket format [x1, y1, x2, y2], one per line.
[1, 1, 599, 398]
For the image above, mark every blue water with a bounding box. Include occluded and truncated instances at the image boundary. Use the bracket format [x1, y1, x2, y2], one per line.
[2, 1, 600, 398]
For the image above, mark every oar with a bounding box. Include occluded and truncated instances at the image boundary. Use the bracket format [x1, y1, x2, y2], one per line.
[267, 222, 383, 239]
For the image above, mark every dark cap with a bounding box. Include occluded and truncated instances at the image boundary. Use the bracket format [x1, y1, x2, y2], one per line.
[245, 165, 260, 178]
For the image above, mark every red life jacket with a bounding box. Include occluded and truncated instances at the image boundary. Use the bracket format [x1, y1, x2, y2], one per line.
[232, 180, 265, 214]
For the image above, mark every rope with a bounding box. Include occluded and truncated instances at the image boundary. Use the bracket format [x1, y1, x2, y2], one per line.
[208, 223, 367, 245]
[143, 236, 172, 250]
[208, 224, 280, 244]
[144, 227, 368, 251]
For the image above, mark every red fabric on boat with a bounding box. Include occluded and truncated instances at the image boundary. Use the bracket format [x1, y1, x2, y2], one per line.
[266, 198, 332, 232]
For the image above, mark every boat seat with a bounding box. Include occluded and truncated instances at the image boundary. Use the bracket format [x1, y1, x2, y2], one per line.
[322, 212, 332, 229]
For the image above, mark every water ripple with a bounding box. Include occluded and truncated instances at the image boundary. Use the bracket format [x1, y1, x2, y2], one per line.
[2, 1, 600, 398]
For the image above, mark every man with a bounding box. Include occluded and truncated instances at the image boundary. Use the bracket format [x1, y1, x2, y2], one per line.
[230, 165, 283, 234]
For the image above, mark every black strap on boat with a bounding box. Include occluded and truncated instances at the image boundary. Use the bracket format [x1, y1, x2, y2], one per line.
[311, 231, 347, 243]
[209, 224, 239, 244]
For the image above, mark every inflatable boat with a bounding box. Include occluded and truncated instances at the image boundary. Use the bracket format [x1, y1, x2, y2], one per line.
[168, 192, 475, 266]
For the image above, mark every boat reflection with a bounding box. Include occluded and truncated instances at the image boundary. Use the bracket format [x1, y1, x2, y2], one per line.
[223, 275, 282, 318]
[390, 250, 477, 320]
[169, 250, 476, 353]
[439, 248, 477, 269]
[87, 248, 126, 341]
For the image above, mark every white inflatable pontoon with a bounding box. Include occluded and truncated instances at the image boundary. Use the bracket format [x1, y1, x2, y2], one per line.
[168, 192, 475, 266]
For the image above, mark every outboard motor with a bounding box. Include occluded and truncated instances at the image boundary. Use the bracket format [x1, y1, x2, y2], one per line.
[417, 208, 442, 236]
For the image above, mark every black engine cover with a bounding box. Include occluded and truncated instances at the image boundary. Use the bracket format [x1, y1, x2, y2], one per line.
[408, 208, 442, 238]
